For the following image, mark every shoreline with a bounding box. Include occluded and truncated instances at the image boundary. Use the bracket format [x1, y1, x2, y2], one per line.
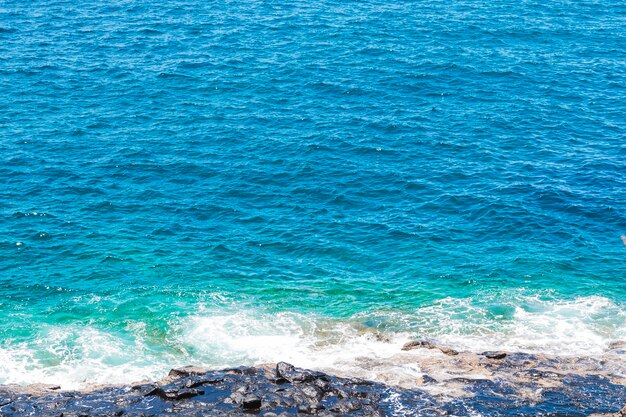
[2, 342, 626, 416]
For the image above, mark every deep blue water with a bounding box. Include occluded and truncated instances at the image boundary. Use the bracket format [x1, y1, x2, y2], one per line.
[0, 0, 625, 390]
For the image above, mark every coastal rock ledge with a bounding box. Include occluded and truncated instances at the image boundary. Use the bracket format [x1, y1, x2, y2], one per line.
[1, 359, 625, 417]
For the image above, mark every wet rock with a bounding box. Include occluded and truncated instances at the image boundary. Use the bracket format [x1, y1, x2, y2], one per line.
[0, 390, 14, 407]
[275, 362, 323, 383]
[608, 341, 626, 350]
[1, 360, 625, 416]
[402, 340, 437, 351]
[313, 378, 331, 393]
[225, 367, 258, 376]
[147, 385, 204, 401]
[439, 347, 459, 356]
[241, 395, 262, 410]
[184, 375, 224, 388]
[169, 366, 210, 378]
[401, 340, 458, 355]
[372, 332, 392, 343]
[333, 388, 350, 399]
[482, 351, 507, 360]
[298, 400, 324, 414]
[422, 375, 437, 384]
[299, 384, 323, 401]
[330, 400, 362, 413]
[227, 391, 245, 405]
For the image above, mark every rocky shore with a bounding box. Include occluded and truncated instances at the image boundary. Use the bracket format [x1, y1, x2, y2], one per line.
[1, 342, 626, 416]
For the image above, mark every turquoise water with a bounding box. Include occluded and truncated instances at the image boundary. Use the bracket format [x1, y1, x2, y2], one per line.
[1, 0, 625, 387]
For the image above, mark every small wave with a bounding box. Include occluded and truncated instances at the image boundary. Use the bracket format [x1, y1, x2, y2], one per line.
[12, 211, 55, 218]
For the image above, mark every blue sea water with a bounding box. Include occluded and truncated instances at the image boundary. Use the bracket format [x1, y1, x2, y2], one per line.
[0, 0, 625, 388]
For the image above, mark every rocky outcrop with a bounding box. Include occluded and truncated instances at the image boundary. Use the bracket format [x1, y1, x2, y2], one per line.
[0, 356, 625, 416]
[0, 363, 401, 417]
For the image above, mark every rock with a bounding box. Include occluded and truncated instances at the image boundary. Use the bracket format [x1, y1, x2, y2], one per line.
[298, 400, 324, 414]
[299, 384, 323, 401]
[184, 375, 224, 388]
[227, 391, 245, 405]
[608, 341, 626, 350]
[276, 362, 323, 383]
[422, 375, 437, 384]
[402, 340, 458, 355]
[482, 351, 507, 360]
[169, 366, 210, 378]
[225, 366, 258, 376]
[314, 378, 331, 393]
[0, 390, 14, 407]
[334, 387, 350, 399]
[402, 340, 437, 351]
[147, 385, 204, 401]
[439, 347, 459, 356]
[1, 359, 624, 416]
[242, 394, 262, 410]
[330, 400, 363, 413]
[373, 332, 392, 343]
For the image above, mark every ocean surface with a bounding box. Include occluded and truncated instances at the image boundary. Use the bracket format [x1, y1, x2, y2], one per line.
[0, 0, 625, 390]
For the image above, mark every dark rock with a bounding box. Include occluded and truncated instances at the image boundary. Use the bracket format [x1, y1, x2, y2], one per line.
[1, 361, 624, 417]
[225, 367, 258, 376]
[330, 400, 361, 413]
[184, 376, 224, 388]
[133, 383, 156, 392]
[298, 400, 324, 414]
[299, 384, 323, 401]
[169, 366, 209, 378]
[276, 362, 323, 383]
[422, 375, 438, 384]
[241, 395, 262, 410]
[313, 378, 331, 393]
[333, 388, 350, 399]
[227, 391, 245, 405]
[146, 385, 204, 401]
[482, 351, 507, 360]
[0, 391, 14, 407]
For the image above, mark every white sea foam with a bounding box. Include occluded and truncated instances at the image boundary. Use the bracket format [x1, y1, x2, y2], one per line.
[178, 310, 409, 381]
[386, 293, 626, 355]
[0, 325, 174, 389]
[1, 293, 625, 388]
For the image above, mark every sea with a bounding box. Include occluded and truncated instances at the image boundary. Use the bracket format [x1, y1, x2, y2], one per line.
[0, 0, 625, 390]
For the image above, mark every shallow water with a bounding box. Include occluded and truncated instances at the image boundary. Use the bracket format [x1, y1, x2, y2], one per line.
[0, 0, 625, 392]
